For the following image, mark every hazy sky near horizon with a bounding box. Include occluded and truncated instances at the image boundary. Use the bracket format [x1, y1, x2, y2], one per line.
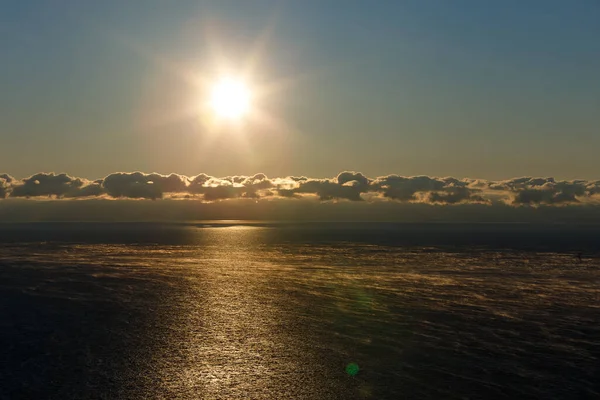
[2, 1, 599, 180]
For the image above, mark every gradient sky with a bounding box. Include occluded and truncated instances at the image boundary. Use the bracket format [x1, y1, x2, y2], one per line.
[2, 0, 599, 180]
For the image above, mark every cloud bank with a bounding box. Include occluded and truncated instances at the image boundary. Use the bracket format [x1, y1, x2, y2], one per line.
[1, 171, 599, 207]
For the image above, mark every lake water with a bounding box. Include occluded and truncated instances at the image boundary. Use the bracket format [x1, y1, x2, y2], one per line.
[1, 223, 598, 399]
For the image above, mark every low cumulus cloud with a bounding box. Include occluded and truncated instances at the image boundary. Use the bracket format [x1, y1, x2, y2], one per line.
[8, 173, 99, 199]
[102, 172, 187, 199]
[491, 177, 598, 205]
[0, 174, 15, 199]
[1, 171, 599, 206]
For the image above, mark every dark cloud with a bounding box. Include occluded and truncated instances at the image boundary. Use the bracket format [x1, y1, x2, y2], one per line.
[103, 172, 163, 199]
[277, 188, 300, 198]
[586, 181, 600, 195]
[425, 187, 487, 205]
[1, 171, 599, 206]
[489, 177, 591, 205]
[337, 171, 370, 187]
[187, 173, 272, 200]
[370, 175, 475, 202]
[202, 185, 245, 201]
[0, 174, 15, 198]
[241, 173, 274, 190]
[65, 182, 104, 198]
[187, 174, 212, 194]
[371, 175, 438, 201]
[512, 188, 578, 205]
[489, 177, 561, 191]
[289, 176, 308, 182]
[291, 179, 365, 201]
[9, 173, 96, 198]
[275, 172, 371, 201]
[101, 172, 190, 199]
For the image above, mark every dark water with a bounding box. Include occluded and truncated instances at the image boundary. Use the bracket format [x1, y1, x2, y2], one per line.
[0, 223, 599, 399]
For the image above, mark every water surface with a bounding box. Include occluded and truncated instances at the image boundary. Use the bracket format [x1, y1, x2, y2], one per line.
[1, 223, 598, 399]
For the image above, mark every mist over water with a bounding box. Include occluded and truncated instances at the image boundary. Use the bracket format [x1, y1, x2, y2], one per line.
[1, 223, 599, 399]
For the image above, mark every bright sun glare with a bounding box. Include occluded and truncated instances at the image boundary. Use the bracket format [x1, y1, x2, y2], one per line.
[209, 78, 251, 120]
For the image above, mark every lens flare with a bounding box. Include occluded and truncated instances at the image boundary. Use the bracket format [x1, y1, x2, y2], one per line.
[345, 362, 360, 376]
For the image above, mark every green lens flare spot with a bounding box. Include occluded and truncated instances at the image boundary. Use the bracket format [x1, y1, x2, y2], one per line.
[345, 362, 360, 376]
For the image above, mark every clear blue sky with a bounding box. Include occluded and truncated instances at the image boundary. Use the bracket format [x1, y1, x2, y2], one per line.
[1, 0, 599, 180]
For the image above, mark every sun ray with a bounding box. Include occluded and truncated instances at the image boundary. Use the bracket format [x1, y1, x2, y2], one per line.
[99, 7, 321, 164]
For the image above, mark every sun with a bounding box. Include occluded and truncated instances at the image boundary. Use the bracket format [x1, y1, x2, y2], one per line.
[209, 77, 251, 120]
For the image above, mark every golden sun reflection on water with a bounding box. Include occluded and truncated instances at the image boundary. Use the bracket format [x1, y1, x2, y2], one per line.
[158, 227, 333, 398]
[3, 225, 599, 398]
